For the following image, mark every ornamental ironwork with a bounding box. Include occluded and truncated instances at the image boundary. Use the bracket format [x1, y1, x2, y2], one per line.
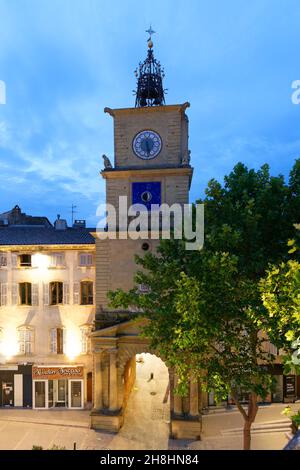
[134, 27, 166, 107]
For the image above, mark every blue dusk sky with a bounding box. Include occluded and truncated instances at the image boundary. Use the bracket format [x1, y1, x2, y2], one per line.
[0, 0, 300, 226]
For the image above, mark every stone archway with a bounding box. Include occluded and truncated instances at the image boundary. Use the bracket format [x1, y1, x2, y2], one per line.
[90, 318, 202, 440]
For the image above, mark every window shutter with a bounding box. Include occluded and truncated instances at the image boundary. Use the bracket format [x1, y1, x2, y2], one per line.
[12, 283, 18, 305]
[73, 282, 80, 304]
[50, 328, 57, 353]
[18, 329, 25, 354]
[32, 284, 39, 306]
[0, 253, 7, 267]
[11, 253, 18, 268]
[0, 283, 8, 306]
[57, 253, 65, 267]
[87, 254, 93, 266]
[63, 283, 70, 304]
[43, 284, 49, 306]
[62, 329, 66, 354]
[50, 254, 57, 268]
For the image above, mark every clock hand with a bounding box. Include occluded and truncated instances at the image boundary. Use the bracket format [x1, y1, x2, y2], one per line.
[145, 139, 150, 156]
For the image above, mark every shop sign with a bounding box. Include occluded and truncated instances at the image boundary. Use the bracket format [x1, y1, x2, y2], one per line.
[32, 366, 84, 380]
[284, 375, 296, 398]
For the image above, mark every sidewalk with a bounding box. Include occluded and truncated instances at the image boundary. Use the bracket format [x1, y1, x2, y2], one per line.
[0, 408, 90, 429]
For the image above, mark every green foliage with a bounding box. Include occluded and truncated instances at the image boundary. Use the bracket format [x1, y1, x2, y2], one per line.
[109, 161, 300, 407]
[261, 242, 300, 374]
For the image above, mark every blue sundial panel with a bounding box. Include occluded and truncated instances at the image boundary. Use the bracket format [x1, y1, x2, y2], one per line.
[132, 182, 161, 210]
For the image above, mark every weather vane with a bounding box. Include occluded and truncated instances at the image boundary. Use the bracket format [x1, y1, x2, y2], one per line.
[146, 25, 156, 41]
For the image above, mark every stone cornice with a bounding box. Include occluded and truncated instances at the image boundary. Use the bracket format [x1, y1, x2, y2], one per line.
[101, 166, 193, 179]
[104, 102, 190, 118]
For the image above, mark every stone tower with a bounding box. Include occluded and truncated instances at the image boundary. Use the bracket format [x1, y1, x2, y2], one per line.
[91, 32, 201, 440]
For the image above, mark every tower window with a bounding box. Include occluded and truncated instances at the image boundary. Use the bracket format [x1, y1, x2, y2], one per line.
[50, 282, 63, 305]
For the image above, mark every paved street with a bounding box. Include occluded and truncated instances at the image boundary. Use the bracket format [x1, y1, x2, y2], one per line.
[0, 354, 298, 450]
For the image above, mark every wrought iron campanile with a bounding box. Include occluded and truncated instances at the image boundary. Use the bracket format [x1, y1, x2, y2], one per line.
[134, 27, 166, 108]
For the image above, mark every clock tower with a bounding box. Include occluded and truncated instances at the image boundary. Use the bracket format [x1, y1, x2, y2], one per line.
[92, 32, 201, 441]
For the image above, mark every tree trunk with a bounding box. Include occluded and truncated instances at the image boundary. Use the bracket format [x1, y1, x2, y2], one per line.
[243, 419, 252, 450]
[243, 392, 258, 450]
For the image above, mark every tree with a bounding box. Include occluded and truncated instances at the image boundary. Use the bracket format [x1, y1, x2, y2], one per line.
[109, 161, 300, 450]
[261, 238, 300, 372]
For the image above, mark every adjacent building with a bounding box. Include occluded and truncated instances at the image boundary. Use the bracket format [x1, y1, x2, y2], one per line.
[0, 205, 95, 409]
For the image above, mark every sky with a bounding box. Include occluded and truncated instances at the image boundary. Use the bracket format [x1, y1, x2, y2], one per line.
[0, 0, 300, 226]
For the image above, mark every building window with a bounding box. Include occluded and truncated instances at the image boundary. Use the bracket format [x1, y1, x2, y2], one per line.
[19, 254, 32, 267]
[80, 281, 93, 305]
[50, 282, 63, 305]
[0, 283, 8, 306]
[18, 327, 34, 355]
[79, 253, 93, 267]
[50, 253, 65, 268]
[19, 282, 32, 305]
[50, 328, 65, 354]
[80, 326, 92, 354]
[0, 253, 7, 267]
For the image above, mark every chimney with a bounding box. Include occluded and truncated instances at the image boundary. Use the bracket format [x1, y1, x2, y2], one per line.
[73, 219, 86, 229]
[54, 214, 68, 230]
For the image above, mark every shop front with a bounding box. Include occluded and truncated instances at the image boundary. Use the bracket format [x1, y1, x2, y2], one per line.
[32, 365, 84, 409]
[0, 364, 32, 408]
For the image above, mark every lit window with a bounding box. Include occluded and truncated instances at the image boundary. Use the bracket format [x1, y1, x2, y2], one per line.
[81, 326, 92, 354]
[50, 282, 63, 305]
[80, 281, 93, 305]
[79, 253, 93, 267]
[19, 254, 32, 267]
[18, 327, 34, 355]
[50, 253, 65, 268]
[19, 282, 32, 305]
[50, 328, 65, 354]
[0, 253, 7, 267]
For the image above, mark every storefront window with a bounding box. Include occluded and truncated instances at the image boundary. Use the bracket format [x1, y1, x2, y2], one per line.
[33, 367, 84, 409]
[34, 381, 46, 408]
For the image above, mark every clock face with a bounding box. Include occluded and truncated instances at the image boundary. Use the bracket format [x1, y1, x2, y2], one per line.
[132, 130, 162, 160]
[132, 182, 161, 210]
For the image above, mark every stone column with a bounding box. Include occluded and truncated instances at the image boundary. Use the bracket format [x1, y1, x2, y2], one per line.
[173, 375, 183, 415]
[94, 351, 104, 410]
[109, 349, 118, 411]
[189, 379, 199, 417]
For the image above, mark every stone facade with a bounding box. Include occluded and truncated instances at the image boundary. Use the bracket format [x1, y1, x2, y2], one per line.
[91, 103, 202, 439]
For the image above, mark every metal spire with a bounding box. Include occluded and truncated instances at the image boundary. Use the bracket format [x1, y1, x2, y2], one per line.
[134, 27, 166, 108]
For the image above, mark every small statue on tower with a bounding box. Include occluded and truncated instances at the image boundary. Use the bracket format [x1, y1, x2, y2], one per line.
[102, 154, 113, 169]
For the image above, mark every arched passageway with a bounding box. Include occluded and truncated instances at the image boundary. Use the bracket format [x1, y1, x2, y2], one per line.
[90, 319, 202, 440]
[109, 353, 170, 449]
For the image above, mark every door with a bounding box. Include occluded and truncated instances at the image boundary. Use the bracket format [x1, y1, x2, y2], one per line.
[14, 374, 23, 407]
[56, 380, 67, 406]
[87, 373, 92, 402]
[69, 380, 83, 408]
[2, 382, 13, 407]
[34, 381, 47, 408]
